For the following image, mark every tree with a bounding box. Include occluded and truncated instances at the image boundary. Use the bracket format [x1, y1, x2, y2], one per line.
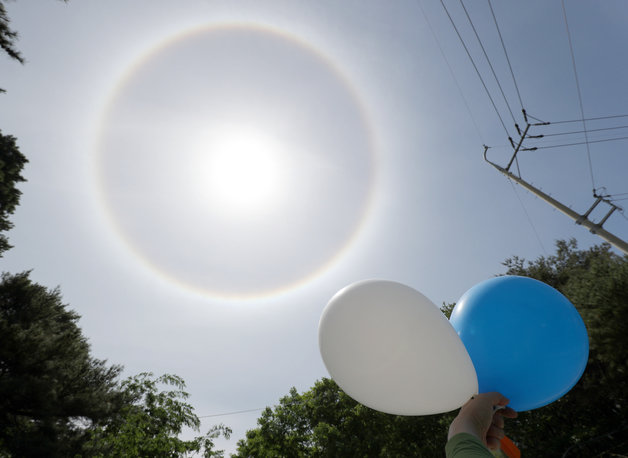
[82, 372, 232, 458]
[236, 240, 628, 457]
[0, 0, 29, 251]
[0, 272, 126, 457]
[0, 0, 24, 65]
[0, 131, 27, 256]
[1, 0, 68, 63]
[0, 273, 230, 457]
[234, 378, 454, 457]
[1, 0, 25, 94]
[502, 239, 628, 456]
[1, 0, 67, 92]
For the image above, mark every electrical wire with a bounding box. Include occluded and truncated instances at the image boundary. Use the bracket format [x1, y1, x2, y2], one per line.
[439, 0, 512, 138]
[459, 0, 517, 125]
[533, 124, 628, 137]
[548, 114, 628, 124]
[533, 135, 628, 150]
[515, 156, 521, 178]
[488, 0, 524, 111]
[198, 407, 264, 419]
[562, 0, 596, 190]
[507, 178, 548, 255]
[526, 113, 548, 124]
[416, 0, 485, 144]
[526, 130, 628, 147]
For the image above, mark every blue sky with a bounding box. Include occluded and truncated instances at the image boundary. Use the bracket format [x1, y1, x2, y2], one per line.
[2, 0, 627, 453]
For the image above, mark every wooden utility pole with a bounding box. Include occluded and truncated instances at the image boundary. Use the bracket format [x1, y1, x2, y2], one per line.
[484, 122, 628, 256]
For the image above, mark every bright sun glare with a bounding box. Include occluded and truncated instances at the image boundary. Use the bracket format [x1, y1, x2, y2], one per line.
[98, 26, 374, 296]
[195, 127, 284, 215]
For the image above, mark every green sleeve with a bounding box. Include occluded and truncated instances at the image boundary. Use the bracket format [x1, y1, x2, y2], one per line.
[445, 433, 493, 458]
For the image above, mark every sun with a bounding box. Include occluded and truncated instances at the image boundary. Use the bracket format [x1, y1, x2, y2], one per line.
[97, 26, 375, 297]
[193, 126, 285, 216]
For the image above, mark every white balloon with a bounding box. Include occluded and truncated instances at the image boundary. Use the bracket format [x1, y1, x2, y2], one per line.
[319, 279, 478, 415]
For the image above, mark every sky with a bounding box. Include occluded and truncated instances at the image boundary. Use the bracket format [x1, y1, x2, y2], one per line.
[2, 0, 628, 454]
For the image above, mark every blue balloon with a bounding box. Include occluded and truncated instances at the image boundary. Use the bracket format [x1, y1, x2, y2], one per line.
[450, 276, 589, 412]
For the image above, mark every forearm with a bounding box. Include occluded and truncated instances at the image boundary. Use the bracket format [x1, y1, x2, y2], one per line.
[446, 433, 493, 458]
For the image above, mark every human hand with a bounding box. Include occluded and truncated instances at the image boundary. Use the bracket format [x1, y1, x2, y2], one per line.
[448, 392, 518, 450]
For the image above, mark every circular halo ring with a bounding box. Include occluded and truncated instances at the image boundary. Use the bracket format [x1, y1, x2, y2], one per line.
[93, 22, 380, 301]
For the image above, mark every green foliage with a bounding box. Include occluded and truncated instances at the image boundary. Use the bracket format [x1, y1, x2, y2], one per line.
[83, 372, 232, 458]
[502, 239, 628, 456]
[0, 272, 125, 457]
[0, 0, 23, 94]
[0, 272, 230, 457]
[1, 0, 67, 92]
[0, 131, 27, 255]
[0, 0, 24, 65]
[0, 0, 68, 63]
[234, 378, 454, 457]
[440, 302, 455, 319]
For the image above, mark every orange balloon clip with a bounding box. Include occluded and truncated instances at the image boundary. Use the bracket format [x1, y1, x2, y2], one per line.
[500, 436, 521, 458]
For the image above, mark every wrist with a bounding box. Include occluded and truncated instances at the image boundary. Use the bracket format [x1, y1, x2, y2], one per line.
[448, 418, 483, 442]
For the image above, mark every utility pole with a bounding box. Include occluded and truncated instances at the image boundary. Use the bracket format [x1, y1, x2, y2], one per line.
[484, 114, 628, 255]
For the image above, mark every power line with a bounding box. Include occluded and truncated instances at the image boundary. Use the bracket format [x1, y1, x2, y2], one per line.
[198, 407, 264, 419]
[533, 135, 628, 150]
[514, 155, 522, 178]
[561, 0, 596, 190]
[416, 0, 485, 144]
[532, 124, 628, 138]
[526, 135, 591, 148]
[487, 0, 524, 111]
[525, 112, 548, 124]
[459, 0, 517, 125]
[548, 114, 628, 124]
[507, 178, 548, 255]
[526, 130, 628, 147]
[439, 0, 512, 138]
